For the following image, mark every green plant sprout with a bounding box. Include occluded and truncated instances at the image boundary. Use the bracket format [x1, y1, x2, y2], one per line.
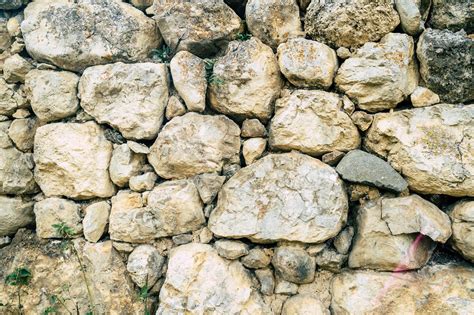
[5, 267, 32, 314]
[139, 276, 151, 315]
[150, 45, 173, 63]
[204, 58, 224, 86]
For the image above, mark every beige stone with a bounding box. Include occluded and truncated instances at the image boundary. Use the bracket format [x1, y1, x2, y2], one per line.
[410, 86, 440, 107]
[0, 195, 34, 237]
[282, 295, 327, 315]
[243, 138, 266, 165]
[34, 197, 83, 239]
[395, 0, 425, 35]
[83, 201, 110, 243]
[255, 268, 275, 295]
[127, 244, 165, 288]
[0, 146, 36, 194]
[3, 54, 33, 83]
[351, 111, 373, 132]
[272, 246, 315, 284]
[241, 248, 273, 269]
[7, 117, 39, 152]
[193, 173, 226, 204]
[109, 144, 145, 187]
[129, 172, 157, 192]
[449, 200, 474, 262]
[241, 118, 267, 138]
[214, 239, 249, 260]
[165, 95, 186, 120]
[0, 77, 27, 116]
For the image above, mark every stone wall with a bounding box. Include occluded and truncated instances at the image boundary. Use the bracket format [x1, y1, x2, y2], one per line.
[0, 0, 473, 314]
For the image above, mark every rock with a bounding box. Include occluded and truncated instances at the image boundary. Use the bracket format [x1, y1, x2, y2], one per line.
[25, 69, 79, 122]
[209, 152, 348, 243]
[8, 117, 39, 152]
[0, 0, 27, 10]
[7, 14, 23, 37]
[333, 226, 354, 255]
[297, 270, 334, 309]
[269, 90, 360, 156]
[348, 199, 435, 271]
[0, 120, 11, 148]
[34, 197, 83, 239]
[165, 95, 187, 120]
[336, 150, 408, 192]
[79, 62, 169, 140]
[148, 0, 242, 58]
[321, 151, 345, 166]
[21, 0, 160, 72]
[208, 38, 282, 121]
[83, 201, 110, 243]
[306, 244, 326, 256]
[3, 54, 33, 83]
[272, 246, 316, 284]
[0, 16, 11, 52]
[0, 146, 36, 194]
[129, 172, 157, 192]
[305, 0, 400, 48]
[109, 180, 205, 242]
[0, 195, 34, 237]
[429, 0, 473, 32]
[127, 244, 165, 288]
[255, 268, 275, 295]
[215, 239, 249, 259]
[335, 33, 418, 112]
[127, 141, 150, 155]
[331, 264, 474, 314]
[277, 38, 338, 89]
[170, 51, 207, 112]
[314, 248, 346, 272]
[246, 0, 302, 48]
[130, 0, 153, 10]
[336, 47, 351, 59]
[157, 243, 268, 314]
[149, 113, 240, 179]
[395, 0, 425, 35]
[109, 144, 145, 187]
[0, 236, 10, 248]
[199, 227, 213, 244]
[241, 248, 273, 269]
[172, 233, 193, 245]
[365, 104, 474, 197]
[347, 184, 381, 203]
[449, 200, 474, 262]
[243, 138, 267, 165]
[274, 278, 298, 295]
[351, 111, 373, 132]
[281, 295, 327, 315]
[241, 118, 267, 138]
[193, 173, 226, 204]
[0, 77, 27, 116]
[410, 86, 440, 107]
[12, 108, 30, 119]
[34, 122, 116, 199]
[416, 29, 473, 103]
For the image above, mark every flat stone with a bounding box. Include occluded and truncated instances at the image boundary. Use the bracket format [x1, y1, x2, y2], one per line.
[83, 201, 110, 243]
[214, 239, 249, 260]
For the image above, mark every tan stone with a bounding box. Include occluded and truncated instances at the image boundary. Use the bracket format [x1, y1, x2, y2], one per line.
[410, 86, 440, 107]
[282, 295, 327, 315]
[7, 117, 39, 152]
[109, 144, 145, 187]
[241, 118, 267, 138]
[83, 201, 110, 243]
[214, 239, 249, 259]
[0, 77, 27, 116]
[127, 244, 165, 288]
[0, 146, 36, 195]
[449, 200, 474, 262]
[165, 95, 186, 120]
[193, 172, 226, 204]
[34, 197, 83, 239]
[0, 195, 34, 237]
[2, 54, 33, 83]
[243, 138, 267, 165]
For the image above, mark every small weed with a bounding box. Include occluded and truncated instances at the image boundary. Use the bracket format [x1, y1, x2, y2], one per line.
[5, 267, 32, 314]
[204, 59, 224, 86]
[43, 289, 76, 315]
[139, 277, 151, 315]
[150, 45, 173, 63]
[236, 32, 252, 41]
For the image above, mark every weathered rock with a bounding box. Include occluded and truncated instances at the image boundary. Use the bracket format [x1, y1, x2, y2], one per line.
[7, 13, 23, 37]
[21, 0, 160, 71]
[130, 0, 154, 10]
[79, 62, 169, 140]
[109, 144, 145, 187]
[127, 244, 165, 288]
[321, 151, 345, 166]
[410, 86, 440, 107]
[83, 201, 110, 243]
[0, 195, 33, 237]
[449, 200, 474, 262]
[272, 246, 315, 284]
[208, 38, 282, 121]
[335, 33, 418, 112]
[241, 118, 267, 138]
[297, 270, 334, 309]
[351, 111, 373, 132]
[416, 29, 473, 103]
[281, 294, 327, 315]
[0, 16, 10, 52]
[0, 146, 36, 195]
[241, 247, 273, 269]
[157, 243, 268, 314]
[8, 117, 39, 152]
[34, 122, 116, 199]
[215, 239, 249, 259]
[129, 172, 157, 192]
[172, 233, 193, 245]
[269, 90, 360, 156]
[199, 227, 213, 244]
[243, 138, 267, 165]
[193, 173, 226, 204]
[149, 113, 240, 179]
[333, 226, 354, 255]
[347, 184, 381, 203]
[274, 278, 298, 295]
[165, 95, 187, 120]
[429, 0, 473, 32]
[148, 0, 242, 58]
[0, 77, 27, 116]
[127, 141, 150, 155]
[395, 0, 425, 35]
[315, 247, 346, 272]
[255, 268, 275, 295]
[246, 0, 302, 48]
[277, 38, 338, 89]
[209, 152, 348, 243]
[0, 0, 27, 10]
[336, 150, 408, 192]
[305, 0, 400, 48]
[0, 120, 11, 148]
[170, 51, 207, 112]
[25, 69, 79, 122]
[365, 104, 474, 197]
[34, 197, 83, 239]
[3, 54, 33, 83]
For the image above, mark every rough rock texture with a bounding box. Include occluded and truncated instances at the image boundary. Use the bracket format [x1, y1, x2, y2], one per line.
[0, 0, 27, 10]
[209, 152, 348, 243]
[8, 117, 39, 152]
[429, 0, 474, 32]
[395, 0, 425, 35]
[282, 294, 327, 315]
[269, 90, 360, 156]
[449, 200, 474, 262]
[208, 38, 282, 121]
[21, 0, 160, 71]
[214, 239, 249, 259]
[127, 244, 164, 288]
[241, 118, 267, 138]
[243, 137, 267, 165]
[241, 248, 273, 269]
[305, 0, 400, 48]
[79, 62, 169, 140]
[149, 113, 240, 179]
[365, 104, 474, 197]
[34, 122, 116, 199]
[3, 54, 33, 83]
[193, 173, 226, 204]
[0, 146, 37, 195]
[34, 197, 83, 239]
[83, 201, 110, 243]
[410, 86, 440, 107]
[0, 77, 27, 116]
[109, 144, 145, 187]
[272, 246, 315, 284]
[0, 195, 33, 237]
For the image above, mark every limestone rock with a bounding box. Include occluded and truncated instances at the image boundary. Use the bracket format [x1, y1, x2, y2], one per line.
[3, 54, 33, 83]
[0, 120, 11, 148]
[297, 270, 334, 309]
[335, 33, 418, 112]
[241, 248, 273, 269]
[0, 77, 27, 116]
[209, 152, 348, 243]
[255, 268, 275, 295]
[416, 29, 473, 103]
[429, 0, 473, 32]
[127, 141, 150, 155]
[83, 201, 110, 243]
[215, 239, 249, 259]
[449, 200, 474, 262]
[8, 117, 39, 152]
[282, 294, 327, 315]
[149, 113, 240, 179]
[208, 38, 282, 121]
[269, 90, 360, 156]
[0, 146, 36, 195]
[130, 0, 153, 10]
[25, 69, 79, 122]
[127, 244, 165, 288]
[241, 118, 267, 138]
[395, 0, 425, 35]
[272, 246, 315, 284]
[243, 138, 267, 165]
[165, 95, 186, 120]
[365, 104, 474, 197]
[277, 38, 338, 89]
[274, 278, 298, 295]
[333, 226, 354, 255]
[129, 172, 157, 192]
[34, 197, 83, 239]
[351, 111, 373, 132]
[109, 144, 145, 187]
[246, 0, 302, 48]
[0, 195, 34, 237]
[34, 122, 116, 199]
[0, 16, 10, 52]
[305, 0, 400, 48]
[157, 243, 268, 314]
[21, 0, 160, 71]
[410, 86, 440, 108]
[193, 173, 226, 204]
[170, 51, 207, 112]
[79, 62, 169, 140]
[321, 151, 345, 166]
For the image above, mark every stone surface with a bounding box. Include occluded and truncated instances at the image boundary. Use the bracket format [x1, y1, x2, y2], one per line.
[351, 111, 373, 132]
[449, 200, 474, 262]
[157, 243, 268, 314]
[79, 62, 169, 140]
[0, 0, 26, 10]
[149, 113, 240, 179]
[127, 244, 165, 288]
[8, 117, 39, 152]
[193, 173, 226, 204]
[165, 95, 187, 120]
[127, 141, 150, 154]
[269, 90, 360, 156]
[416, 29, 473, 103]
[0, 195, 33, 237]
[129, 172, 157, 192]
[429, 0, 473, 32]
[21, 0, 160, 71]
[130, 0, 153, 10]
[34, 197, 83, 239]
[83, 201, 110, 243]
[246, 0, 302, 48]
[241, 248, 273, 269]
[241, 118, 267, 138]
[34, 122, 116, 199]
[277, 38, 338, 89]
[0, 146, 36, 195]
[305, 0, 400, 48]
[321, 151, 345, 166]
[281, 294, 327, 315]
[3, 54, 33, 83]
[274, 278, 298, 295]
[395, 0, 425, 35]
[208, 38, 282, 121]
[0, 77, 27, 116]
[209, 152, 348, 243]
[243, 137, 267, 165]
[410, 86, 440, 107]
[109, 144, 145, 187]
[365, 104, 474, 197]
[273, 246, 315, 284]
[333, 226, 354, 255]
[255, 268, 275, 295]
[214, 239, 249, 259]
[0, 16, 10, 52]
[335, 33, 418, 112]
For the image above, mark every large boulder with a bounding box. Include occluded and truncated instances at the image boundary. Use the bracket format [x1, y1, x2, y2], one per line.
[157, 243, 268, 314]
[269, 90, 360, 156]
[208, 38, 282, 121]
[365, 104, 474, 197]
[0, 195, 34, 237]
[21, 0, 160, 72]
[0, 146, 36, 195]
[449, 200, 474, 262]
[429, 0, 474, 32]
[148, 113, 240, 179]
[34, 122, 116, 199]
[79, 62, 169, 140]
[209, 152, 348, 243]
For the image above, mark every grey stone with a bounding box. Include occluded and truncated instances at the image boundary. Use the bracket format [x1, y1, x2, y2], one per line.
[272, 246, 315, 284]
[0, 0, 27, 10]
[255, 269, 275, 296]
[429, 0, 473, 32]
